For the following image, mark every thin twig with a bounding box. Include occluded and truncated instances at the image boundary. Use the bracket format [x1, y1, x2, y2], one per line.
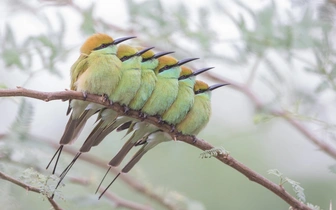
[98, 188, 154, 210]
[66, 174, 154, 210]
[245, 53, 264, 86]
[0, 171, 63, 210]
[0, 87, 312, 210]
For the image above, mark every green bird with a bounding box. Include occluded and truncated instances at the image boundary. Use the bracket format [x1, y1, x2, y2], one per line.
[55, 44, 152, 187]
[162, 66, 213, 125]
[98, 80, 228, 199]
[141, 56, 198, 116]
[46, 34, 135, 175]
[176, 80, 228, 135]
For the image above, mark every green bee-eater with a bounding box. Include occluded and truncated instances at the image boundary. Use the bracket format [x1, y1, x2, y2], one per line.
[176, 80, 228, 135]
[162, 66, 214, 125]
[46, 34, 135, 175]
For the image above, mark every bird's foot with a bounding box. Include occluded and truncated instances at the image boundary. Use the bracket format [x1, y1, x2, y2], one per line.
[82, 91, 88, 100]
[101, 94, 108, 103]
[170, 125, 176, 133]
[157, 116, 164, 124]
[123, 105, 130, 114]
[139, 112, 147, 120]
[192, 136, 197, 144]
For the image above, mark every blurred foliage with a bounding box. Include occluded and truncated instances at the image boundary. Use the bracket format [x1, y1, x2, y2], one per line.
[199, 147, 228, 159]
[268, 169, 306, 203]
[1, 0, 336, 210]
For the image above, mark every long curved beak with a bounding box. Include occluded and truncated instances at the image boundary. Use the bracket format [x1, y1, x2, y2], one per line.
[113, 36, 137, 45]
[136, 46, 155, 56]
[177, 57, 199, 66]
[192, 67, 214, 76]
[209, 83, 229, 91]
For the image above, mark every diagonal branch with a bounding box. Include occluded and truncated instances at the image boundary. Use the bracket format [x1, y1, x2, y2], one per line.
[0, 87, 312, 210]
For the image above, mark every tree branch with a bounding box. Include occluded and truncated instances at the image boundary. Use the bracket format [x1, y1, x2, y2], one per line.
[0, 171, 63, 210]
[0, 87, 312, 210]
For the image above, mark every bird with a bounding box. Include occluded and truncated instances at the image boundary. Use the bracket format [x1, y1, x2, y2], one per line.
[162, 66, 214, 126]
[46, 34, 135, 175]
[176, 80, 228, 135]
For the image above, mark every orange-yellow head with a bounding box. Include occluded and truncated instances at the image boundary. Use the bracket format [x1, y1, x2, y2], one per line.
[117, 44, 138, 59]
[154, 55, 179, 74]
[135, 46, 155, 60]
[80, 34, 136, 55]
[194, 80, 209, 94]
[179, 66, 193, 77]
[80, 33, 114, 55]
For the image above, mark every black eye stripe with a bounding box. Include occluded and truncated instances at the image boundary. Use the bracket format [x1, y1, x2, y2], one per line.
[158, 64, 177, 73]
[195, 89, 207, 94]
[93, 43, 113, 51]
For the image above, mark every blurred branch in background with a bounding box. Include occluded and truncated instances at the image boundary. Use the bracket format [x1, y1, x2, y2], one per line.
[1, 0, 336, 210]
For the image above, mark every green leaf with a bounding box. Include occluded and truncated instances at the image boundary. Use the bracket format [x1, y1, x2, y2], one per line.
[0, 84, 7, 89]
[267, 169, 283, 177]
[200, 147, 228, 159]
[81, 3, 96, 35]
[2, 48, 24, 69]
[253, 113, 274, 124]
[315, 82, 329, 93]
[328, 164, 336, 174]
[285, 177, 306, 202]
[307, 203, 322, 210]
[9, 99, 34, 140]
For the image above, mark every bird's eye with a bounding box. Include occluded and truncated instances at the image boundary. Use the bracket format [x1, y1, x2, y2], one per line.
[194, 89, 206, 94]
[159, 65, 171, 73]
[94, 43, 111, 51]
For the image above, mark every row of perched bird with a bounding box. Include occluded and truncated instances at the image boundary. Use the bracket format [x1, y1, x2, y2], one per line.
[46, 33, 227, 199]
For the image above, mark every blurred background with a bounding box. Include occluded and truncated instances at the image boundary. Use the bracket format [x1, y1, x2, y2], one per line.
[1, 0, 336, 209]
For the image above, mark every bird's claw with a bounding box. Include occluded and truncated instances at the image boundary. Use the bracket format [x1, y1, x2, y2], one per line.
[101, 94, 108, 102]
[192, 136, 197, 144]
[158, 116, 164, 124]
[82, 91, 88, 100]
[123, 105, 130, 114]
[139, 112, 147, 120]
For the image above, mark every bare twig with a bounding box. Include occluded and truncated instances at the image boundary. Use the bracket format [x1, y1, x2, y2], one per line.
[245, 53, 264, 86]
[0, 171, 63, 210]
[66, 176, 153, 210]
[0, 87, 312, 210]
